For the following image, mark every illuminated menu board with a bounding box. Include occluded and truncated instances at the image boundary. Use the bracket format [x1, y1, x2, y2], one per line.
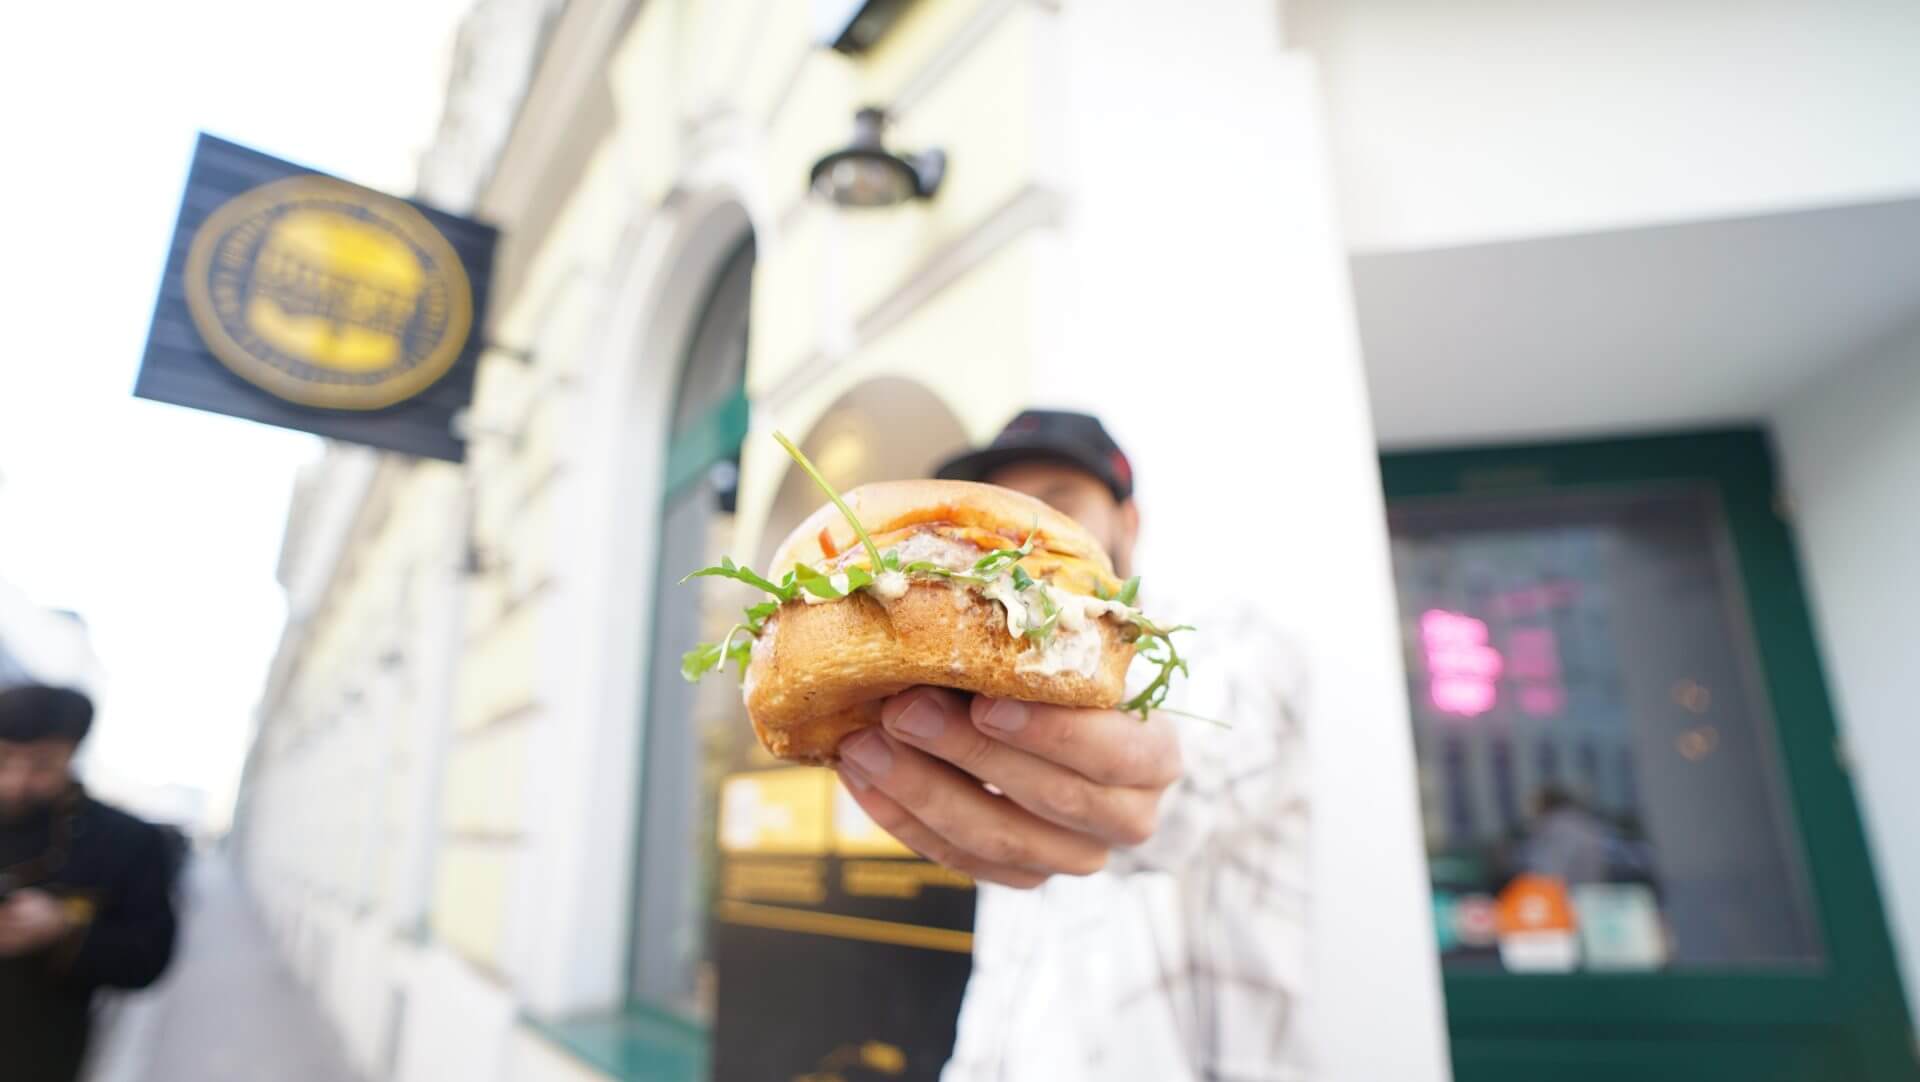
[710, 763, 974, 1081]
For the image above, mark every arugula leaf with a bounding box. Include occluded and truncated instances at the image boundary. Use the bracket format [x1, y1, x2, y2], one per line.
[727, 631, 755, 672]
[1002, 563, 1061, 646]
[744, 600, 780, 628]
[774, 431, 886, 570]
[1024, 584, 1061, 646]
[680, 641, 724, 683]
[970, 527, 1038, 579]
[1153, 705, 1232, 729]
[1119, 615, 1196, 719]
[1116, 575, 1141, 606]
[1134, 614, 1194, 640]
[901, 561, 987, 586]
[681, 556, 795, 602]
[792, 562, 874, 600]
[970, 549, 1018, 577]
[681, 622, 757, 683]
[790, 562, 838, 599]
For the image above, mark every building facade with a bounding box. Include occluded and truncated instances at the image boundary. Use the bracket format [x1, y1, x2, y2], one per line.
[237, 2, 1920, 1081]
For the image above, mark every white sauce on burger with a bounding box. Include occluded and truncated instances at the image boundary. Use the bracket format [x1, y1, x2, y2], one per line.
[982, 575, 1137, 678]
[808, 526, 1136, 677]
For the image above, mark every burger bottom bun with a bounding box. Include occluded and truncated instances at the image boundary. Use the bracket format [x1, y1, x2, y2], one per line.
[743, 581, 1137, 764]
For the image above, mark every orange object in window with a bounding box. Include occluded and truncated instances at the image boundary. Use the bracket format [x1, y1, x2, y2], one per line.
[1495, 874, 1577, 934]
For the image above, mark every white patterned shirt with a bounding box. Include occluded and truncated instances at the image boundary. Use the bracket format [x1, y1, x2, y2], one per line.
[943, 602, 1313, 1082]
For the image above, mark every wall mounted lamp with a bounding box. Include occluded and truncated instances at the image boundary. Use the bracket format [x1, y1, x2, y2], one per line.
[809, 107, 945, 207]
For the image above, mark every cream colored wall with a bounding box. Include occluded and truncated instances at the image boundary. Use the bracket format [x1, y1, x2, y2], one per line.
[748, 1, 1050, 395]
[429, 141, 616, 968]
[242, 457, 467, 1073]
[726, 0, 1058, 557]
[735, 229, 1045, 562]
[252, 0, 1092, 1071]
[431, 358, 571, 973]
[249, 461, 461, 920]
[417, 0, 1062, 992]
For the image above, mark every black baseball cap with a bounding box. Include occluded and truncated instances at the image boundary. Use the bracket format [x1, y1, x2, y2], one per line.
[935, 409, 1135, 502]
[0, 684, 94, 745]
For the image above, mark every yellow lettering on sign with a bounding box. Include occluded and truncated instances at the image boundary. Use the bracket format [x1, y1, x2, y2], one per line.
[722, 858, 828, 905]
[246, 211, 426, 372]
[183, 175, 471, 411]
[842, 860, 973, 899]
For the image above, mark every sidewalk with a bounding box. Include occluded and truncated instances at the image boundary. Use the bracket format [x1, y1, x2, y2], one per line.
[86, 852, 362, 1082]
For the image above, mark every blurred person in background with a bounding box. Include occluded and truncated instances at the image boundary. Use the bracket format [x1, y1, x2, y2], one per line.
[0, 684, 178, 1082]
[1518, 784, 1654, 888]
[835, 411, 1312, 1081]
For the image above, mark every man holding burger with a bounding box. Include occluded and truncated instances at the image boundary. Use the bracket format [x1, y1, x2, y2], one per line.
[833, 410, 1312, 1081]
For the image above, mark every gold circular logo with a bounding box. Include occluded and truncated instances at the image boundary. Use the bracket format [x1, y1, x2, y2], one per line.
[185, 176, 473, 411]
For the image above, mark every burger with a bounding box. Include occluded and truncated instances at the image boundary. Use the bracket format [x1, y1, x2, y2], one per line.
[681, 433, 1191, 764]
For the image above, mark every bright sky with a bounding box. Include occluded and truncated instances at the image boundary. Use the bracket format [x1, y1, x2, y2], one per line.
[0, 0, 474, 825]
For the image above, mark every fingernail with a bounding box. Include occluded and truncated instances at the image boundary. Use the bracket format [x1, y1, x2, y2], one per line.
[840, 730, 894, 777]
[837, 763, 871, 792]
[891, 698, 945, 741]
[979, 699, 1029, 732]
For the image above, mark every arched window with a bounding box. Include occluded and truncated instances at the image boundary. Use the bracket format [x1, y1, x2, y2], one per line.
[632, 236, 754, 1016]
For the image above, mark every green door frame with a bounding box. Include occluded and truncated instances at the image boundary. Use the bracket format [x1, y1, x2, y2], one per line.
[526, 392, 745, 1081]
[538, 241, 757, 1080]
[1381, 429, 1915, 1081]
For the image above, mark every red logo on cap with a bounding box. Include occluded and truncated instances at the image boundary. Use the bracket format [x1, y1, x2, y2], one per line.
[1109, 450, 1132, 486]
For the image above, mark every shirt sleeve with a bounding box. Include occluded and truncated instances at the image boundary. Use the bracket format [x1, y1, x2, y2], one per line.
[1109, 605, 1309, 878]
[58, 823, 179, 990]
[1108, 606, 1316, 1079]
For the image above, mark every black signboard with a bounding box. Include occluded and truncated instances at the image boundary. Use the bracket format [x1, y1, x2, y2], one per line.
[136, 134, 497, 461]
[710, 765, 974, 1081]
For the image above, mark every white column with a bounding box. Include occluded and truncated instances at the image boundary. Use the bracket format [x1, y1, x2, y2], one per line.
[1773, 321, 1920, 1028]
[1034, 3, 1451, 1079]
[389, 471, 468, 937]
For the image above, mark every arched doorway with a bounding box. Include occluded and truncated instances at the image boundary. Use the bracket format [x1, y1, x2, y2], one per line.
[707, 377, 977, 1081]
[630, 234, 755, 1017]
[753, 377, 972, 568]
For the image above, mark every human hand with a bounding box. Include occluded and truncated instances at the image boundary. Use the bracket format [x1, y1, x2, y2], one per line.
[0, 888, 73, 957]
[834, 687, 1182, 888]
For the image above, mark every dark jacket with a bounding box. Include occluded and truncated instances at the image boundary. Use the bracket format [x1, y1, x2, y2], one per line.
[0, 789, 179, 1082]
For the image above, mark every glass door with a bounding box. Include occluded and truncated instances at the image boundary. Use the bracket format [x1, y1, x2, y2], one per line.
[631, 236, 755, 1018]
[1381, 430, 1914, 1082]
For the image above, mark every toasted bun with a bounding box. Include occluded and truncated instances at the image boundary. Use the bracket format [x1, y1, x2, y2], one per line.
[769, 479, 1114, 576]
[744, 581, 1135, 764]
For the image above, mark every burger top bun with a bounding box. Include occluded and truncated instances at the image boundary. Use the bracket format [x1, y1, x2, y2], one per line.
[768, 478, 1114, 576]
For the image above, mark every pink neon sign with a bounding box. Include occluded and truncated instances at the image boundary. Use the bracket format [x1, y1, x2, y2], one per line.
[1419, 610, 1572, 719]
[1421, 609, 1504, 717]
[1507, 627, 1567, 717]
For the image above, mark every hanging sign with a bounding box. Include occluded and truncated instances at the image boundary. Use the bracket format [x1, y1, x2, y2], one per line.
[135, 134, 497, 461]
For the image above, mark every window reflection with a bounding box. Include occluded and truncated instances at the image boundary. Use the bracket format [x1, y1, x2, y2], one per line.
[1391, 486, 1822, 972]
